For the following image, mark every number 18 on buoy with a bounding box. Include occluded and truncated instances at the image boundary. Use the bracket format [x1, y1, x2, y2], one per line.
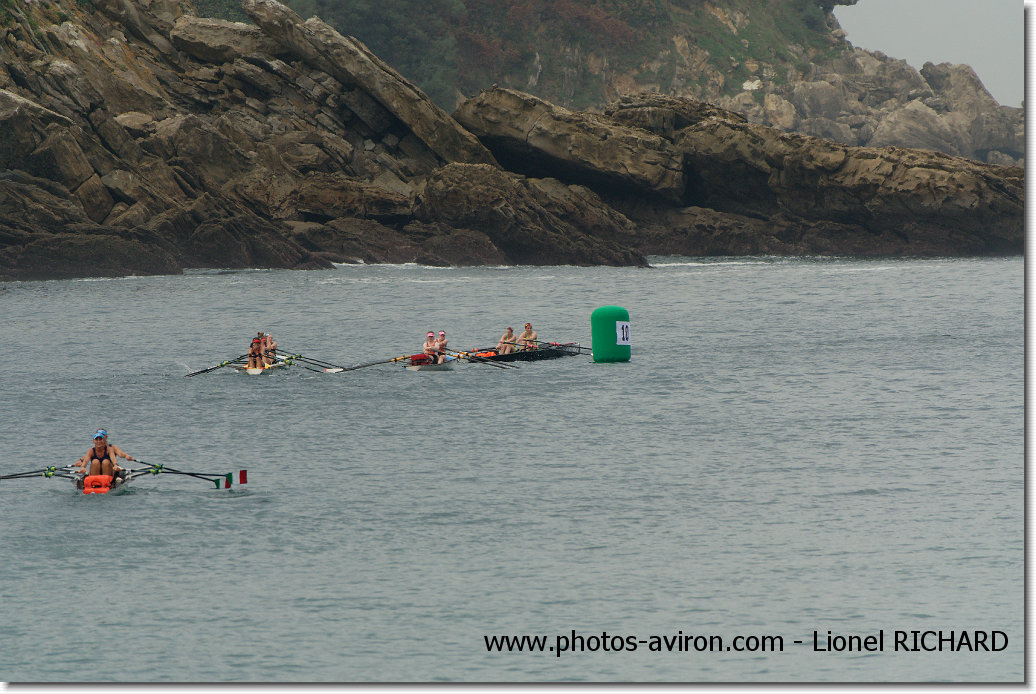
[591, 306, 631, 362]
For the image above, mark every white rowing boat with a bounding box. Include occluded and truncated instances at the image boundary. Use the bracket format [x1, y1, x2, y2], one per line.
[403, 361, 454, 372]
[402, 354, 455, 371]
[230, 361, 289, 375]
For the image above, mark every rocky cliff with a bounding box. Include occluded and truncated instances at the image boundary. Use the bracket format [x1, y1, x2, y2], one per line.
[0, 0, 1023, 280]
[271, 0, 1022, 167]
[721, 47, 1024, 168]
[457, 89, 1022, 257]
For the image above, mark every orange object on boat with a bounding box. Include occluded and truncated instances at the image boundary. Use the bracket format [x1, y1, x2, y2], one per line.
[82, 474, 113, 494]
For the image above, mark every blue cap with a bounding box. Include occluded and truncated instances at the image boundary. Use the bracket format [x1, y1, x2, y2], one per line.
[93, 429, 107, 439]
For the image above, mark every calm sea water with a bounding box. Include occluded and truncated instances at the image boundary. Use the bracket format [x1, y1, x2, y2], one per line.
[0, 257, 1022, 682]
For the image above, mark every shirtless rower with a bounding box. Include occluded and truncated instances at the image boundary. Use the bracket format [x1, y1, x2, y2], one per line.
[73, 429, 135, 478]
[496, 327, 517, 355]
[517, 323, 537, 351]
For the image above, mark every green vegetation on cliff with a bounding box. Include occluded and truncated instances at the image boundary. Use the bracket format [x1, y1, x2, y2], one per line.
[193, 0, 847, 109]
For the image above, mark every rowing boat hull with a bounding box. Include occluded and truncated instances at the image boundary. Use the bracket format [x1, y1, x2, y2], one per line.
[75, 470, 131, 495]
[403, 361, 454, 371]
[469, 344, 582, 362]
[231, 361, 288, 375]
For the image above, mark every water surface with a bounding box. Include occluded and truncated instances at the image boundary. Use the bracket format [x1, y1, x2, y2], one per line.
[0, 257, 1022, 682]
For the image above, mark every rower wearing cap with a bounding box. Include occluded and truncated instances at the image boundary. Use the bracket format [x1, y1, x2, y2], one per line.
[497, 327, 517, 355]
[517, 323, 537, 351]
[423, 331, 441, 364]
[247, 333, 265, 369]
[434, 330, 448, 363]
[73, 429, 135, 478]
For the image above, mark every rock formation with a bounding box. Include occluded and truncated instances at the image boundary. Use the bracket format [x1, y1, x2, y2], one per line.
[0, 0, 1023, 280]
[0, 0, 646, 279]
[721, 47, 1024, 167]
[458, 89, 1023, 256]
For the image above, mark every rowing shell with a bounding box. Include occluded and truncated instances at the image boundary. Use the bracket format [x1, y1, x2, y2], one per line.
[230, 361, 289, 375]
[1, 464, 247, 495]
[402, 354, 455, 371]
[403, 361, 454, 372]
[465, 343, 582, 362]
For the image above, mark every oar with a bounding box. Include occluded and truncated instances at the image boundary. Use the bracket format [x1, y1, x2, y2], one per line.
[0, 465, 78, 481]
[335, 355, 411, 372]
[259, 352, 330, 374]
[443, 348, 519, 369]
[278, 356, 327, 374]
[185, 354, 250, 377]
[526, 339, 591, 353]
[274, 350, 347, 372]
[135, 461, 248, 489]
[274, 349, 343, 368]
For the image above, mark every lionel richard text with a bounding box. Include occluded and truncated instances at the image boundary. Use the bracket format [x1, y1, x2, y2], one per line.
[808, 630, 1008, 652]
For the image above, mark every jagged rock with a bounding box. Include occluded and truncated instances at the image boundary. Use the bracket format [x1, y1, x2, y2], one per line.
[74, 174, 116, 223]
[170, 16, 278, 63]
[787, 79, 856, 119]
[455, 87, 685, 204]
[920, 62, 1000, 118]
[605, 93, 745, 137]
[674, 117, 1023, 254]
[405, 223, 509, 266]
[241, 0, 496, 170]
[414, 163, 647, 266]
[27, 125, 96, 190]
[868, 99, 964, 154]
[720, 47, 1024, 166]
[114, 110, 157, 137]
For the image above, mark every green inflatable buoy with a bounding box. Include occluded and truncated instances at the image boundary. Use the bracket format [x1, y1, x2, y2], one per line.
[591, 306, 631, 362]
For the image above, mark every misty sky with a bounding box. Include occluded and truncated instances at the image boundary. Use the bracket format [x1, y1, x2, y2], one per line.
[832, 0, 1023, 107]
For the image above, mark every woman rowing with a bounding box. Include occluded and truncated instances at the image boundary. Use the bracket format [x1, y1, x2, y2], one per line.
[247, 334, 265, 369]
[496, 327, 516, 355]
[517, 323, 537, 351]
[435, 330, 449, 363]
[422, 331, 442, 364]
[73, 429, 135, 478]
[262, 332, 278, 365]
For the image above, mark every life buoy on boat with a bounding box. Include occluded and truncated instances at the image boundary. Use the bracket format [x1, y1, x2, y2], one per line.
[82, 474, 113, 494]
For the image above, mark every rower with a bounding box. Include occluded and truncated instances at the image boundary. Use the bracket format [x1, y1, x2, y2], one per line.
[73, 429, 135, 478]
[262, 332, 278, 365]
[423, 331, 441, 364]
[435, 330, 448, 363]
[247, 335, 265, 372]
[517, 322, 537, 350]
[496, 327, 516, 354]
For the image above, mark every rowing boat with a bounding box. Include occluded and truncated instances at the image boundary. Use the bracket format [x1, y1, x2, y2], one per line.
[230, 361, 289, 375]
[0, 464, 248, 495]
[464, 343, 583, 363]
[402, 353, 455, 371]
